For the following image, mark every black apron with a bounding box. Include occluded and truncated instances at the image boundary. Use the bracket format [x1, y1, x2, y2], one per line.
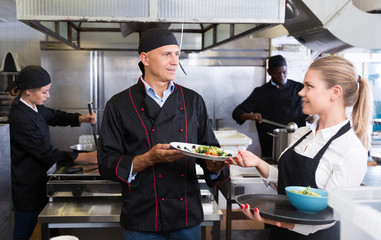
[269, 121, 350, 240]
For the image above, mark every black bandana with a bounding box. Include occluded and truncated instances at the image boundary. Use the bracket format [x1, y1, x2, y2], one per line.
[268, 55, 287, 70]
[138, 28, 178, 76]
[138, 28, 178, 54]
[5, 65, 51, 92]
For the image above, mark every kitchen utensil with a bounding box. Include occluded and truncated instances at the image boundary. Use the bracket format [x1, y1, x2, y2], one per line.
[262, 119, 298, 133]
[235, 194, 335, 224]
[88, 102, 98, 148]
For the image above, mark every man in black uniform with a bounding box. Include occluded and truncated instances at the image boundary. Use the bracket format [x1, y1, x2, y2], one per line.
[232, 55, 306, 159]
[98, 28, 229, 240]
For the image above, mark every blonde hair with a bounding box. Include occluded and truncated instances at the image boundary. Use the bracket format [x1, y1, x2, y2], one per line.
[309, 56, 374, 150]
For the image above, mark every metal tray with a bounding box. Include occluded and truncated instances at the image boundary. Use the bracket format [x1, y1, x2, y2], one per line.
[235, 194, 335, 225]
[70, 143, 96, 152]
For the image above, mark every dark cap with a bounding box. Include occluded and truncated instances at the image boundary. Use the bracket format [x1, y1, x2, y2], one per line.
[138, 28, 178, 54]
[5, 65, 51, 92]
[268, 55, 287, 70]
[138, 28, 178, 76]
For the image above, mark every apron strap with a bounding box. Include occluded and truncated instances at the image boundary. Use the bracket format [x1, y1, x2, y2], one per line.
[289, 130, 312, 149]
[313, 121, 351, 160]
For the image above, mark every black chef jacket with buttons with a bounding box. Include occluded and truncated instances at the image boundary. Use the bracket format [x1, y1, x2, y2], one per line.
[8, 99, 80, 211]
[98, 79, 230, 232]
[232, 79, 307, 158]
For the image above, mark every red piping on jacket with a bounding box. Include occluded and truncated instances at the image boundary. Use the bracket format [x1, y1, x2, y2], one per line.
[178, 85, 189, 227]
[129, 87, 159, 231]
[127, 82, 188, 231]
[115, 155, 131, 192]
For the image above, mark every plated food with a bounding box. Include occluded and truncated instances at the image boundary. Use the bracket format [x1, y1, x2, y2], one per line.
[290, 186, 322, 197]
[170, 142, 235, 161]
[285, 186, 328, 213]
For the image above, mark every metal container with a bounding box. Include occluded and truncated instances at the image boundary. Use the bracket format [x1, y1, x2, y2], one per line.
[270, 128, 292, 162]
[70, 143, 96, 152]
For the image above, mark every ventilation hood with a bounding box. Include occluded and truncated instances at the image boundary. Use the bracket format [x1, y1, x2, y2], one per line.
[283, 0, 381, 53]
[0, 52, 23, 72]
[16, 0, 285, 51]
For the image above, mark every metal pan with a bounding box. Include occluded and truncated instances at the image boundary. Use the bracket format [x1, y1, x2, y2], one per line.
[70, 143, 97, 152]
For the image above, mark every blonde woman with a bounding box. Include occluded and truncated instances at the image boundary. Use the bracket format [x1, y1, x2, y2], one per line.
[228, 56, 373, 239]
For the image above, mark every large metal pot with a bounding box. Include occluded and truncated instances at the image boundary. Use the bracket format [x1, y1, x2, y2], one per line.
[268, 128, 293, 162]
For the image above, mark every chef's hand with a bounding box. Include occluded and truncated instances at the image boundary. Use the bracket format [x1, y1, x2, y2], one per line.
[240, 204, 295, 229]
[75, 151, 98, 164]
[205, 159, 226, 173]
[132, 144, 184, 174]
[250, 113, 262, 123]
[79, 112, 97, 124]
[240, 112, 262, 123]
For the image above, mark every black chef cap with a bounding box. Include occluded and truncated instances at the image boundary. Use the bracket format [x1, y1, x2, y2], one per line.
[5, 65, 51, 92]
[268, 55, 287, 70]
[138, 28, 179, 76]
[138, 28, 178, 54]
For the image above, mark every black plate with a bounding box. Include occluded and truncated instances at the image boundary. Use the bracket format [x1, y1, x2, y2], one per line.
[235, 194, 335, 225]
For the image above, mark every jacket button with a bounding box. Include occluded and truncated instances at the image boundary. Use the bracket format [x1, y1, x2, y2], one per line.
[180, 174, 184, 177]
[141, 108, 144, 111]
[180, 129, 183, 132]
[158, 174, 162, 178]
[180, 198, 183, 201]
[180, 107, 183, 111]
[152, 129, 155, 132]
[161, 197, 165, 201]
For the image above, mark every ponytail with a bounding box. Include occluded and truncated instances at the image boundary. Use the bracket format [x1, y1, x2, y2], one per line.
[309, 56, 374, 150]
[352, 76, 373, 150]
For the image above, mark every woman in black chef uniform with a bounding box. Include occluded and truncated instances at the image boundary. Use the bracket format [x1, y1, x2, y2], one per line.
[228, 56, 373, 239]
[6, 65, 97, 240]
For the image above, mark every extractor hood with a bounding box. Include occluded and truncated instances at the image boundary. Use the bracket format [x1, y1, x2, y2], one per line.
[16, 0, 285, 51]
[283, 0, 381, 53]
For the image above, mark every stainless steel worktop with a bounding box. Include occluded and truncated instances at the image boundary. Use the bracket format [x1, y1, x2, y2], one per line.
[38, 196, 222, 240]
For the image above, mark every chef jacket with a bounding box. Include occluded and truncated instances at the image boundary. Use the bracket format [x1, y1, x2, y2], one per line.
[97, 79, 230, 232]
[8, 98, 81, 211]
[232, 79, 307, 158]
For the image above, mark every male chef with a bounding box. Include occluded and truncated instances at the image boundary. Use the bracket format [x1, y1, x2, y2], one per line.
[97, 28, 229, 240]
[232, 55, 307, 159]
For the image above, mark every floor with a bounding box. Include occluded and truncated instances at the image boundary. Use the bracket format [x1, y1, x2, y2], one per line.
[25, 209, 269, 240]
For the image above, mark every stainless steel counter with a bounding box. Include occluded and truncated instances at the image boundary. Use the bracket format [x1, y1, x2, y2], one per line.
[362, 166, 381, 186]
[39, 196, 222, 240]
[217, 164, 276, 240]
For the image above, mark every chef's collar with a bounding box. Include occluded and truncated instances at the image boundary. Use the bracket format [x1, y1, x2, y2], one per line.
[140, 77, 175, 94]
[270, 78, 288, 88]
[20, 97, 38, 112]
[310, 119, 349, 141]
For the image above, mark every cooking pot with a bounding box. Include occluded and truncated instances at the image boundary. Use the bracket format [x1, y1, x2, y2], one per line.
[268, 128, 293, 162]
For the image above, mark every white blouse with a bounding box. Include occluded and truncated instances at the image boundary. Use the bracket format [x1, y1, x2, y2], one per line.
[264, 119, 368, 235]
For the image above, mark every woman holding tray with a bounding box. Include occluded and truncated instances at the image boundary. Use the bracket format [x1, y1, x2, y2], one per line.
[228, 56, 373, 239]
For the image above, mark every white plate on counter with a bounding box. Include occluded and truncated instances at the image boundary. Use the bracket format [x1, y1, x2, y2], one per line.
[170, 142, 236, 161]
